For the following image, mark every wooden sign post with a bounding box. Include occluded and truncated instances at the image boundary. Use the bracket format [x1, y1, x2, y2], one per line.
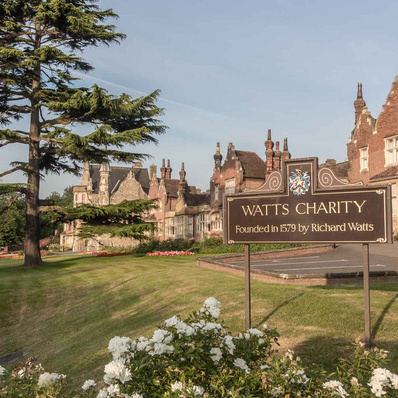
[224, 157, 393, 346]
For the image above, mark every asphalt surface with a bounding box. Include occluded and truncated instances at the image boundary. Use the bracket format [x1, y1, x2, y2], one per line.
[229, 242, 398, 275]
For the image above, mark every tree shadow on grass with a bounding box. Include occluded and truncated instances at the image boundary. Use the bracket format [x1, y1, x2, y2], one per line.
[254, 292, 305, 328]
[311, 280, 398, 293]
[372, 293, 398, 340]
[293, 336, 398, 373]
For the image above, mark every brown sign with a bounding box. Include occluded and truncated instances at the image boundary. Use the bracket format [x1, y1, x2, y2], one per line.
[224, 158, 393, 244]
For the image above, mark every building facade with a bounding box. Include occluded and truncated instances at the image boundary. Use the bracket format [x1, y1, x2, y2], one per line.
[62, 130, 292, 250]
[346, 77, 398, 231]
[60, 161, 150, 251]
[209, 130, 291, 239]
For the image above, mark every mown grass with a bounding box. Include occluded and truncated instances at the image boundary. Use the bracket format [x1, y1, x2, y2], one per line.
[1, 254, 397, 388]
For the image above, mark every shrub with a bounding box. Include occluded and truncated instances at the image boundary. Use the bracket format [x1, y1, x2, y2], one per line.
[133, 238, 300, 255]
[1, 299, 397, 397]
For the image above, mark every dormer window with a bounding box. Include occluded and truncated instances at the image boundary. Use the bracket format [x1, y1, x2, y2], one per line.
[385, 136, 398, 165]
[360, 147, 368, 171]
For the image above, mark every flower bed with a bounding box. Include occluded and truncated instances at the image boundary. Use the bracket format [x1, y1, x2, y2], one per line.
[0, 253, 21, 258]
[146, 250, 195, 256]
[1, 298, 397, 397]
[96, 252, 133, 257]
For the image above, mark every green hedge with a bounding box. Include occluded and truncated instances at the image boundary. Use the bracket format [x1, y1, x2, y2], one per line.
[133, 238, 300, 255]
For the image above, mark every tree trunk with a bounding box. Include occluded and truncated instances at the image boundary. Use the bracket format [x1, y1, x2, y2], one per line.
[23, 25, 42, 267]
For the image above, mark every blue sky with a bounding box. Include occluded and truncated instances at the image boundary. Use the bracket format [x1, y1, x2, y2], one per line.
[2, 0, 398, 196]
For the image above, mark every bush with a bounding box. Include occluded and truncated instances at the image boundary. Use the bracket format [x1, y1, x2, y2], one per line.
[133, 238, 299, 255]
[1, 299, 397, 397]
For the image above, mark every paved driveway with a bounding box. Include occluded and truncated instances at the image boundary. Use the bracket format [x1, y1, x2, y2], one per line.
[229, 242, 398, 276]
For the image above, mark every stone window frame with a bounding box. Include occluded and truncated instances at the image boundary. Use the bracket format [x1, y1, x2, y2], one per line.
[214, 184, 219, 201]
[197, 213, 211, 233]
[225, 178, 235, 194]
[392, 183, 397, 216]
[384, 136, 398, 166]
[359, 146, 369, 172]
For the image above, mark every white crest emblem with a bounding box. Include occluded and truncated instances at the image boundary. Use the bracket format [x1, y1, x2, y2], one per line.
[289, 169, 311, 195]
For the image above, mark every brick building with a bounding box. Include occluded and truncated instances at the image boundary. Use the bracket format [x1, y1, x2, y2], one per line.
[147, 159, 210, 241]
[346, 76, 398, 231]
[209, 130, 291, 239]
[62, 130, 292, 250]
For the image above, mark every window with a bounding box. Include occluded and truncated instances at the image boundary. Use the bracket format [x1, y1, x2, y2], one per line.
[165, 218, 175, 237]
[385, 137, 398, 165]
[211, 213, 222, 231]
[392, 183, 397, 216]
[214, 185, 219, 201]
[188, 216, 193, 235]
[176, 217, 184, 237]
[360, 147, 368, 171]
[197, 214, 210, 233]
[225, 178, 235, 194]
[197, 214, 205, 233]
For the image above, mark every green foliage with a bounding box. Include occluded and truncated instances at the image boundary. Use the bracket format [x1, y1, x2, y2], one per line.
[0, 194, 25, 247]
[133, 238, 194, 254]
[1, 299, 397, 397]
[133, 237, 299, 255]
[57, 199, 158, 240]
[40, 186, 74, 239]
[0, 0, 166, 265]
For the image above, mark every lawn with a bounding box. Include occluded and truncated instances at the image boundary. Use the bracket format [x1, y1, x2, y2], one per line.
[1, 254, 397, 389]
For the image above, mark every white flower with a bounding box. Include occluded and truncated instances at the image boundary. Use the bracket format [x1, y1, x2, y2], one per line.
[263, 322, 269, 330]
[368, 368, 398, 397]
[171, 381, 184, 391]
[151, 329, 173, 344]
[188, 385, 205, 396]
[210, 347, 222, 363]
[97, 388, 109, 398]
[223, 335, 235, 355]
[82, 379, 96, 390]
[0, 366, 6, 376]
[285, 349, 294, 361]
[104, 360, 131, 384]
[204, 297, 221, 308]
[38, 372, 66, 388]
[323, 380, 348, 397]
[107, 384, 120, 396]
[149, 342, 174, 356]
[260, 364, 270, 370]
[108, 336, 133, 360]
[233, 358, 250, 372]
[165, 315, 179, 327]
[136, 337, 150, 351]
[175, 320, 196, 336]
[202, 322, 222, 332]
[247, 328, 264, 337]
[271, 386, 283, 397]
[199, 297, 221, 319]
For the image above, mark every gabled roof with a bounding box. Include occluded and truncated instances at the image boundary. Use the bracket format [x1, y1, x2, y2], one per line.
[89, 165, 150, 194]
[185, 193, 210, 207]
[163, 179, 197, 197]
[235, 150, 266, 179]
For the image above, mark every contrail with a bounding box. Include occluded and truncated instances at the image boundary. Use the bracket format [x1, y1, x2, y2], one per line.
[72, 71, 225, 116]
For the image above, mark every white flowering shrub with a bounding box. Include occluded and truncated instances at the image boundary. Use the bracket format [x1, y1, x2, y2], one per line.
[0, 298, 397, 397]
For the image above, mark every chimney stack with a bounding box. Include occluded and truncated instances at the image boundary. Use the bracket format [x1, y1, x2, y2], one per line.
[166, 159, 172, 179]
[160, 158, 166, 179]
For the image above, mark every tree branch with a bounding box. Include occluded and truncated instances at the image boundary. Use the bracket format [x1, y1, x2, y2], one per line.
[0, 166, 23, 178]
